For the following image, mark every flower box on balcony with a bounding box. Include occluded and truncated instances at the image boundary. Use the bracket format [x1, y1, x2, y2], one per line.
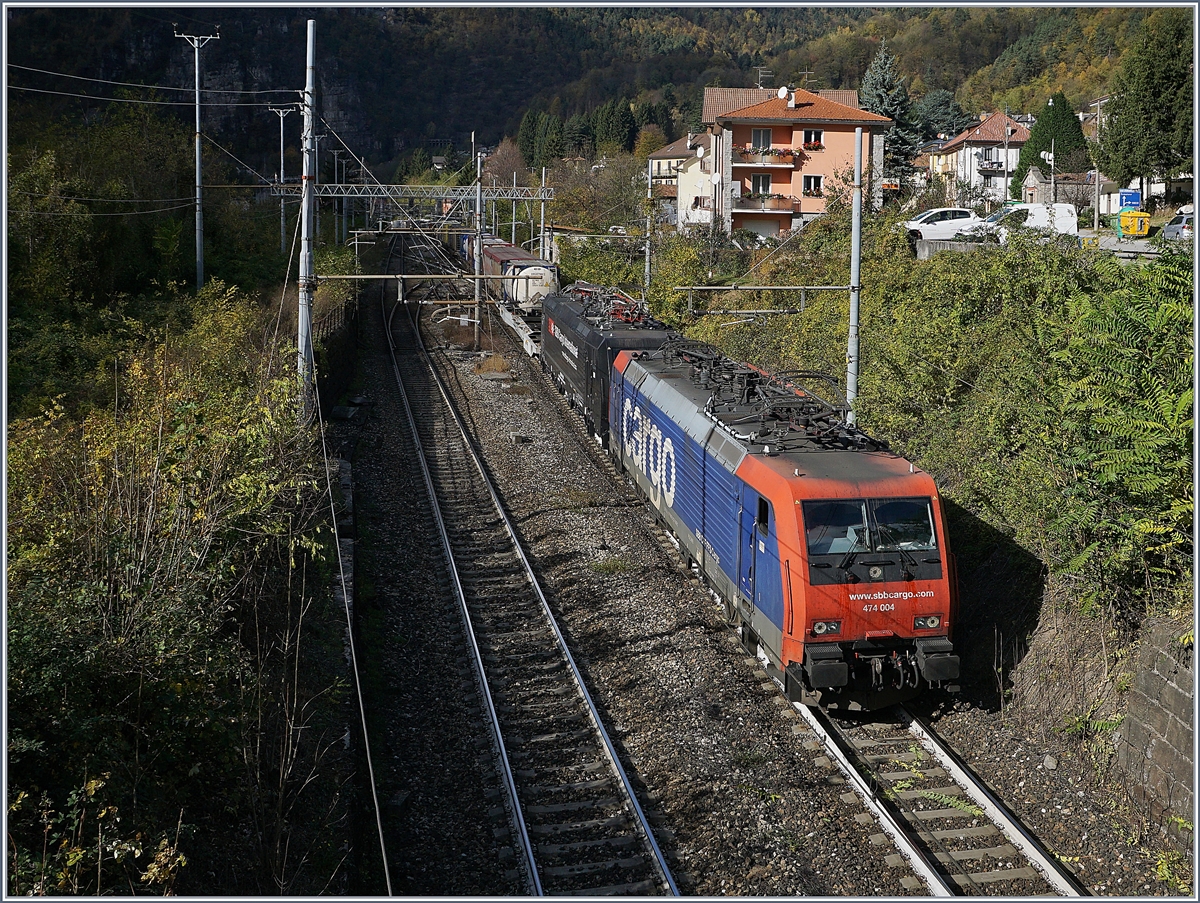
[802, 142, 825, 151]
[734, 146, 796, 164]
[802, 189, 824, 198]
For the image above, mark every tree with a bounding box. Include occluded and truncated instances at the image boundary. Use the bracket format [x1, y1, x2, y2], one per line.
[563, 113, 595, 159]
[517, 107, 539, 168]
[1009, 91, 1088, 200]
[913, 89, 975, 141]
[1098, 7, 1193, 193]
[634, 124, 669, 161]
[859, 40, 924, 187]
[484, 137, 528, 185]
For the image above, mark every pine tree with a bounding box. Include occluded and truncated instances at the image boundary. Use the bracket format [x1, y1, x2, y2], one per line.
[517, 108, 539, 169]
[1099, 7, 1193, 190]
[1009, 91, 1088, 200]
[564, 113, 594, 158]
[859, 40, 924, 185]
[913, 89, 975, 141]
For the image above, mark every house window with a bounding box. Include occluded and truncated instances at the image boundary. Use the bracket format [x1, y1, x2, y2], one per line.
[982, 147, 995, 161]
[803, 129, 824, 149]
[751, 174, 772, 195]
[803, 175, 824, 197]
[751, 128, 773, 150]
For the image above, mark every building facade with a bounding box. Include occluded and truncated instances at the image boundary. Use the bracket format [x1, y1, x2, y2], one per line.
[930, 112, 1031, 205]
[708, 88, 890, 237]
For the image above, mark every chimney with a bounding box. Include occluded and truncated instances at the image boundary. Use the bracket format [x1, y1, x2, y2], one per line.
[787, 91, 796, 109]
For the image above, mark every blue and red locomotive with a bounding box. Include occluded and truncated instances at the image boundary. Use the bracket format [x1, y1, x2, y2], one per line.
[541, 284, 959, 710]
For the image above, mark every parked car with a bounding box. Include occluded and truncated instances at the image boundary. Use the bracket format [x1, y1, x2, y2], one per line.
[1162, 213, 1193, 242]
[902, 207, 983, 241]
[957, 202, 1078, 243]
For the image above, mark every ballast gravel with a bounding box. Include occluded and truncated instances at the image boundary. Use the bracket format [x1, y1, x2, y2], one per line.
[330, 300, 1187, 897]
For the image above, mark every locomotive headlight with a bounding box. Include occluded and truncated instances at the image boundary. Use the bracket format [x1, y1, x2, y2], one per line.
[811, 620, 841, 636]
[914, 615, 941, 630]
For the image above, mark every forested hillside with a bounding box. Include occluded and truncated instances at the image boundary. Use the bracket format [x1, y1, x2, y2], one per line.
[7, 5, 1151, 177]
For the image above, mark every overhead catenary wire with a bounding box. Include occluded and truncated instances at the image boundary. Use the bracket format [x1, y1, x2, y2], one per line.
[15, 202, 195, 217]
[8, 84, 286, 107]
[7, 63, 294, 95]
[202, 132, 275, 185]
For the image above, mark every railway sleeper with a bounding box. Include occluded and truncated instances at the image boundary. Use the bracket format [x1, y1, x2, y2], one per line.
[525, 814, 631, 836]
[543, 855, 647, 878]
[516, 761, 607, 779]
[537, 835, 639, 856]
[526, 797, 623, 815]
[504, 713, 590, 734]
[508, 727, 593, 746]
[900, 807, 980, 822]
[891, 784, 963, 799]
[525, 777, 614, 797]
[950, 867, 1039, 885]
[554, 878, 660, 896]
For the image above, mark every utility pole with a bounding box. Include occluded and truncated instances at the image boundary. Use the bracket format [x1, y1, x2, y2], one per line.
[644, 156, 652, 299]
[298, 20, 317, 412]
[845, 127, 863, 426]
[175, 24, 219, 289]
[539, 167, 547, 259]
[270, 106, 293, 254]
[331, 149, 344, 244]
[474, 152, 483, 351]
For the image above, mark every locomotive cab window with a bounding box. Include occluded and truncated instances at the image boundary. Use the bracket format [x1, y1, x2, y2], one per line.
[803, 500, 868, 554]
[871, 498, 937, 551]
[757, 496, 770, 536]
[803, 497, 937, 555]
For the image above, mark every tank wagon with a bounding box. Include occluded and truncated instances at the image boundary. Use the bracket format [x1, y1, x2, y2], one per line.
[536, 297, 960, 710]
[541, 283, 672, 440]
[455, 233, 559, 311]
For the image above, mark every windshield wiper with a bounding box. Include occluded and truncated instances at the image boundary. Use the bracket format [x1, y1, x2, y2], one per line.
[875, 524, 919, 579]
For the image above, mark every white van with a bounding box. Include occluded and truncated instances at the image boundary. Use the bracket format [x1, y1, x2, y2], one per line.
[958, 203, 1078, 243]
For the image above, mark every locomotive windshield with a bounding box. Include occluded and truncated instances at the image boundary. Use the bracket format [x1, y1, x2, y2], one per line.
[803, 497, 937, 555]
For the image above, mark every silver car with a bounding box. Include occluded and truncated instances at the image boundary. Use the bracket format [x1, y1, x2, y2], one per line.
[903, 207, 983, 241]
[1162, 214, 1193, 242]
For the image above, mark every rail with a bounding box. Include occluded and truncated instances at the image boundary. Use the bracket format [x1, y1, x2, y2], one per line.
[381, 246, 676, 895]
[796, 702, 1089, 896]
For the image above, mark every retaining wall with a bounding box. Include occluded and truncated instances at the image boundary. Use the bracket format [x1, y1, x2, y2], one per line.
[1114, 620, 1194, 848]
[914, 239, 985, 260]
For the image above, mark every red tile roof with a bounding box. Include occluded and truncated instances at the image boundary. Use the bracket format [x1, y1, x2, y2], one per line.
[702, 88, 778, 124]
[817, 89, 859, 109]
[940, 112, 1030, 152]
[703, 87, 863, 123]
[716, 88, 891, 125]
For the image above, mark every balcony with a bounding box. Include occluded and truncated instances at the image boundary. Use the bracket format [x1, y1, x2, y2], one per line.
[733, 194, 801, 212]
[733, 147, 796, 167]
[978, 159, 1006, 172]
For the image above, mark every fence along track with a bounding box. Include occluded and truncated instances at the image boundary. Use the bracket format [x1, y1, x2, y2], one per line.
[797, 703, 1088, 896]
[380, 249, 677, 896]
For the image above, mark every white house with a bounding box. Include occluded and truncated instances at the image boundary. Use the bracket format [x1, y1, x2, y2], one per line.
[931, 112, 1030, 204]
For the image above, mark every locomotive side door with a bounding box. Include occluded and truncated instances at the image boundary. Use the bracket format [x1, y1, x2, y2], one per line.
[738, 492, 766, 611]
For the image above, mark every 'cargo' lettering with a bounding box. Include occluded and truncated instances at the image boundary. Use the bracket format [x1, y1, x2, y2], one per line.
[622, 397, 676, 508]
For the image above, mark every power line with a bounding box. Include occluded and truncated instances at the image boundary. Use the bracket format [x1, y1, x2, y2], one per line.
[8, 84, 281, 107]
[10, 189, 197, 203]
[15, 202, 195, 217]
[7, 63, 294, 96]
[202, 132, 274, 185]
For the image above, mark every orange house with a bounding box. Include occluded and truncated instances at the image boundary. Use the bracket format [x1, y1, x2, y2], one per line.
[711, 89, 891, 237]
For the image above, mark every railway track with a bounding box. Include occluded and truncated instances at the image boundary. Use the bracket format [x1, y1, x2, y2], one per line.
[380, 246, 677, 896]
[796, 702, 1090, 896]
